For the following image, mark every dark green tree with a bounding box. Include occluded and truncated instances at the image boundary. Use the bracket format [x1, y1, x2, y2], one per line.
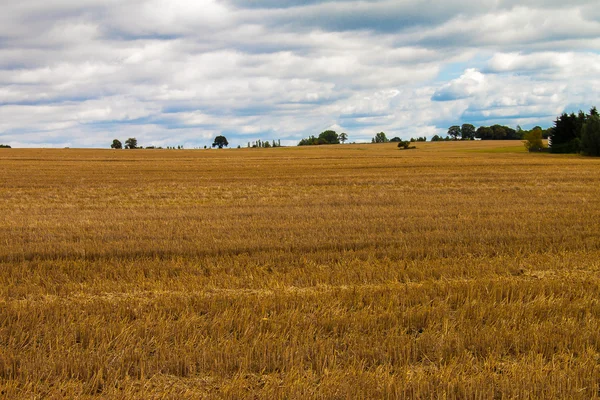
[581, 113, 600, 156]
[373, 132, 389, 143]
[505, 126, 520, 140]
[111, 139, 122, 149]
[476, 126, 493, 140]
[490, 125, 507, 140]
[339, 132, 348, 144]
[318, 130, 339, 144]
[298, 135, 317, 146]
[551, 113, 580, 153]
[461, 124, 476, 140]
[212, 135, 229, 149]
[448, 126, 461, 140]
[124, 138, 138, 149]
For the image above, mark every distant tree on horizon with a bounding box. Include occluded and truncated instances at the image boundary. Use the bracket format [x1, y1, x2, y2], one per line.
[125, 138, 138, 149]
[319, 130, 340, 144]
[111, 139, 122, 149]
[298, 130, 339, 146]
[339, 132, 348, 144]
[212, 135, 229, 149]
[461, 124, 476, 140]
[448, 126, 461, 140]
[372, 132, 389, 143]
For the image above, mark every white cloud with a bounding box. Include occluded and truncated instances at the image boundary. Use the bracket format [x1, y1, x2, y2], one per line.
[432, 69, 487, 101]
[1, 0, 599, 147]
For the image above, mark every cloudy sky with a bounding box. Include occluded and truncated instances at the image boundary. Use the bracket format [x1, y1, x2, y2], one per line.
[1, 0, 599, 148]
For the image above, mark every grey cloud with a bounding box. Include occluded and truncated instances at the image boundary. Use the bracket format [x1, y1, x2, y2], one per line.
[1, 0, 599, 147]
[407, 6, 600, 51]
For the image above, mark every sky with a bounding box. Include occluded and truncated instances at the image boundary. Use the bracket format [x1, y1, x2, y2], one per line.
[0, 0, 599, 148]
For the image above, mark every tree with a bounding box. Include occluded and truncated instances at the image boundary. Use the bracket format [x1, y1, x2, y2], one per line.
[490, 125, 507, 140]
[318, 130, 339, 144]
[298, 135, 317, 146]
[339, 132, 348, 144]
[212, 135, 229, 149]
[373, 132, 389, 143]
[581, 113, 600, 156]
[476, 126, 493, 140]
[298, 131, 340, 146]
[390, 137, 402, 142]
[111, 139, 122, 149]
[461, 124, 476, 140]
[397, 140, 413, 149]
[523, 127, 545, 152]
[448, 125, 461, 140]
[125, 138, 138, 149]
[551, 113, 580, 153]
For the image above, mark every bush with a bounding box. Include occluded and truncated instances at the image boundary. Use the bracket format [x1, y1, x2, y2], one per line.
[397, 140, 416, 150]
[523, 128, 545, 152]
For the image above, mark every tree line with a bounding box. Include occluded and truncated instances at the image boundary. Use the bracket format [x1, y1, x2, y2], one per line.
[298, 130, 425, 145]
[298, 130, 348, 145]
[549, 107, 599, 155]
[109, 135, 284, 150]
[110, 137, 214, 149]
[110, 138, 185, 149]
[107, 107, 599, 156]
[247, 139, 282, 148]
[447, 107, 599, 156]
[443, 123, 552, 141]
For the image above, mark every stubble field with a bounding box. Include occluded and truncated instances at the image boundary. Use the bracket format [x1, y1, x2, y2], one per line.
[1, 141, 600, 399]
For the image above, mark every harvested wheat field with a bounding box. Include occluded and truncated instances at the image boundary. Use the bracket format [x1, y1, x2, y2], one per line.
[1, 141, 600, 399]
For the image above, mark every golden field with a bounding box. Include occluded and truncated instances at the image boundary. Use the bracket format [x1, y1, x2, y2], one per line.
[1, 141, 599, 399]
